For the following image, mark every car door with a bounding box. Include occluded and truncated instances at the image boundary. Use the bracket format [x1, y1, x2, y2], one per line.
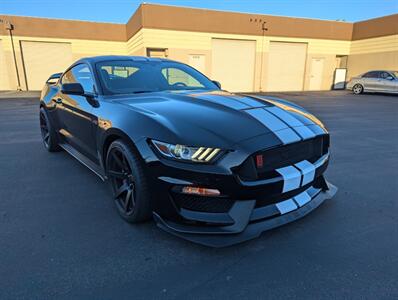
[380, 71, 398, 93]
[362, 71, 383, 91]
[57, 64, 99, 163]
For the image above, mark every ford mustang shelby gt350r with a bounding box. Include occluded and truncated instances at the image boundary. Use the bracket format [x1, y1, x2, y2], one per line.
[40, 56, 337, 247]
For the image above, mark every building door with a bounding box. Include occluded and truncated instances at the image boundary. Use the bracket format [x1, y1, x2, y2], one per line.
[211, 39, 256, 92]
[0, 40, 11, 90]
[21, 41, 72, 90]
[188, 54, 205, 74]
[266, 42, 307, 91]
[309, 58, 325, 90]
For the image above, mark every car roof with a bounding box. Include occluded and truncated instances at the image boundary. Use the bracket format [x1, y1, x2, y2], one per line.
[365, 70, 395, 73]
[75, 55, 174, 65]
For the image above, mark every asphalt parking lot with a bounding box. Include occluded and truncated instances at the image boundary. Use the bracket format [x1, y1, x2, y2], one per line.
[0, 91, 397, 299]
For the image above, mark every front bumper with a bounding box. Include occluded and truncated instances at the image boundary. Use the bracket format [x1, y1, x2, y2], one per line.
[135, 135, 336, 247]
[154, 180, 337, 247]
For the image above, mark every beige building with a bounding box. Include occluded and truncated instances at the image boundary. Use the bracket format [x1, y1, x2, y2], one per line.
[0, 4, 397, 92]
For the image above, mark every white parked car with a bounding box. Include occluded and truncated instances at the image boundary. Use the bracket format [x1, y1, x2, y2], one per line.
[347, 70, 398, 94]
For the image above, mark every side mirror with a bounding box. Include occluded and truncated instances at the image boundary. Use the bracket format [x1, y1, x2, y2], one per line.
[212, 80, 221, 89]
[61, 83, 85, 96]
[46, 73, 62, 85]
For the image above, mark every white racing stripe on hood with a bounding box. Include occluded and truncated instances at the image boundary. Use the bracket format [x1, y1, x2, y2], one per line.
[273, 128, 302, 144]
[265, 106, 316, 139]
[230, 95, 269, 108]
[246, 108, 301, 144]
[194, 94, 251, 110]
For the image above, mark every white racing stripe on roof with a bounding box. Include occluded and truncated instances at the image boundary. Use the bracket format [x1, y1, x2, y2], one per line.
[294, 191, 312, 207]
[276, 165, 302, 193]
[295, 160, 316, 186]
[246, 108, 301, 144]
[276, 199, 298, 214]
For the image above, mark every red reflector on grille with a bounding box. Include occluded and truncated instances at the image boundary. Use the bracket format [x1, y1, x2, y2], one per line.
[256, 154, 264, 168]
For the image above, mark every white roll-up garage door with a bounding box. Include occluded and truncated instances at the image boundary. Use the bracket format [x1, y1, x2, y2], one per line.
[212, 39, 256, 92]
[0, 40, 11, 90]
[21, 41, 73, 90]
[266, 42, 307, 92]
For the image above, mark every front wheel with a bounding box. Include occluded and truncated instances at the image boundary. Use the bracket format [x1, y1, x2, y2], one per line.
[39, 107, 61, 152]
[352, 84, 364, 95]
[106, 140, 152, 223]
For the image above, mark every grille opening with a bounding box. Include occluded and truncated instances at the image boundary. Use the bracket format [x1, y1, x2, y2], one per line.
[237, 135, 329, 181]
[171, 193, 234, 213]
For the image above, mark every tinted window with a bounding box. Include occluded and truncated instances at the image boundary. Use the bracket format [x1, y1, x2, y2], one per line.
[380, 72, 392, 79]
[362, 71, 380, 78]
[96, 60, 218, 95]
[62, 64, 95, 93]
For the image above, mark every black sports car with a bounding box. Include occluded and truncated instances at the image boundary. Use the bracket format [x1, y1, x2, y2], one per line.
[39, 56, 337, 247]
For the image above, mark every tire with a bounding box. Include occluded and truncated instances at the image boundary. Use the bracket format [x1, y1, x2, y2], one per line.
[39, 107, 61, 152]
[352, 84, 363, 95]
[106, 139, 152, 223]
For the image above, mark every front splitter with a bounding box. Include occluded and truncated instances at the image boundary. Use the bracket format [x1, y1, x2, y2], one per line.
[154, 182, 337, 247]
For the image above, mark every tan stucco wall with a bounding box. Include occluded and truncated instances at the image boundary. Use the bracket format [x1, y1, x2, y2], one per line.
[126, 28, 351, 92]
[347, 35, 398, 79]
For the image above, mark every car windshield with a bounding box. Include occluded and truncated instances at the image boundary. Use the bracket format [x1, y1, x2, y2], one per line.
[391, 71, 398, 78]
[96, 60, 218, 94]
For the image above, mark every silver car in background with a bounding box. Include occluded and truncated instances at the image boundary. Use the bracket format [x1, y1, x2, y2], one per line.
[347, 70, 398, 94]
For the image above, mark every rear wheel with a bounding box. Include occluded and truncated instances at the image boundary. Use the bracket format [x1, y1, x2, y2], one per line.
[106, 140, 152, 223]
[39, 107, 61, 152]
[352, 84, 363, 95]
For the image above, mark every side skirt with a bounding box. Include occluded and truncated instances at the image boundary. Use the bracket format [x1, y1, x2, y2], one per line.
[59, 143, 107, 181]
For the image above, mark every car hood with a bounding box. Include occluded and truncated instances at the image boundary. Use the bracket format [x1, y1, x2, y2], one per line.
[114, 90, 327, 149]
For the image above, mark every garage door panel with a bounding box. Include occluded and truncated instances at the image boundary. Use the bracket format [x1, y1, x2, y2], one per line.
[212, 39, 256, 92]
[21, 41, 73, 90]
[0, 40, 11, 90]
[266, 42, 307, 92]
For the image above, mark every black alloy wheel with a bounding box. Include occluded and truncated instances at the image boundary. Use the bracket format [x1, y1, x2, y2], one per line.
[39, 107, 61, 152]
[40, 111, 50, 148]
[106, 140, 152, 223]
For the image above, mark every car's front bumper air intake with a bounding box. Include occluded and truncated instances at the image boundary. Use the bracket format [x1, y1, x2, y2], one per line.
[153, 179, 337, 247]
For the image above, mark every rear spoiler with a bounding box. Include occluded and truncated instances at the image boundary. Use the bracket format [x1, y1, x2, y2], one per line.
[46, 72, 62, 85]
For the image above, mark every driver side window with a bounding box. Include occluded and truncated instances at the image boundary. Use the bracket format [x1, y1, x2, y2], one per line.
[62, 64, 95, 93]
[380, 72, 391, 79]
[362, 71, 380, 78]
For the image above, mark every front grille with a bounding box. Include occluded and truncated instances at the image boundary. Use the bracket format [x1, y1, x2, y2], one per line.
[172, 193, 234, 213]
[237, 135, 329, 181]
